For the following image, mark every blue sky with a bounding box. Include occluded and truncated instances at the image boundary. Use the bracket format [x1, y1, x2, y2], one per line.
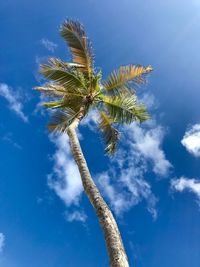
[0, 0, 200, 266]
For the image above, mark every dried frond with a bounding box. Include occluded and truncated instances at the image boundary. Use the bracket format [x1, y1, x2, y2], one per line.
[103, 65, 153, 93]
[98, 111, 119, 154]
[60, 20, 94, 75]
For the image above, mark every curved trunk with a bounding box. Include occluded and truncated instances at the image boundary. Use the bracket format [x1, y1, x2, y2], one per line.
[67, 119, 129, 267]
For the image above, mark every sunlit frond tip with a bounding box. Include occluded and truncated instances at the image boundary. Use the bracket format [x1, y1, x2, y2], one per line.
[60, 19, 93, 75]
[98, 112, 120, 155]
[103, 65, 153, 92]
[101, 94, 150, 124]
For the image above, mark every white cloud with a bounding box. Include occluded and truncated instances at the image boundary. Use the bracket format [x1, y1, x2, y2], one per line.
[48, 125, 158, 219]
[98, 169, 158, 219]
[181, 124, 200, 157]
[126, 123, 172, 176]
[2, 132, 22, 149]
[0, 233, 5, 252]
[64, 210, 87, 222]
[40, 38, 57, 52]
[0, 84, 28, 122]
[33, 93, 48, 116]
[139, 92, 158, 110]
[48, 133, 83, 207]
[34, 56, 48, 82]
[97, 131, 159, 219]
[171, 177, 200, 205]
[81, 109, 99, 131]
[104, 122, 171, 217]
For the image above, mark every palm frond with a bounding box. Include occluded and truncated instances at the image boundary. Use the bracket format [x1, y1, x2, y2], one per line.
[40, 59, 88, 95]
[48, 108, 79, 132]
[34, 84, 69, 98]
[101, 95, 149, 124]
[90, 71, 102, 94]
[45, 57, 85, 69]
[98, 111, 119, 154]
[132, 104, 150, 122]
[60, 20, 93, 75]
[43, 100, 65, 109]
[103, 65, 153, 93]
[41, 93, 84, 112]
[63, 94, 84, 112]
[34, 83, 85, 101]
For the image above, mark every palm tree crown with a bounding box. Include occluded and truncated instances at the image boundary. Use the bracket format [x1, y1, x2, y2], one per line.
[34, 19, 153, 154]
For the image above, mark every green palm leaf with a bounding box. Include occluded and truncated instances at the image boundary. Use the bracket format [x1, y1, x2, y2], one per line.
[48, 108, 79, 132]
[103, 65, 153, 93]
[89, 71, 102, 94]
[60, 20, 93, 75]
[43, 100, 65, 109]
[40, 93, 84, 112]
[98, 111, 119, 154]
[63, 94, 84, 112]
[40, 59, 88, 95]
[101, 95, 149, 124]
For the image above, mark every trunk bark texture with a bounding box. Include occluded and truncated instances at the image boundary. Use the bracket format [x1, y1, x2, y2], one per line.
[67, 119, 130, 267]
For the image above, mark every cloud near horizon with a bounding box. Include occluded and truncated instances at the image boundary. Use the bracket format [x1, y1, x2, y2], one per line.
[0, 83, 28, 122]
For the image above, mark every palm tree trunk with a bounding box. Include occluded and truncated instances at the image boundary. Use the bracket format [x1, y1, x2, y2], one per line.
[67, 118, 130, 267]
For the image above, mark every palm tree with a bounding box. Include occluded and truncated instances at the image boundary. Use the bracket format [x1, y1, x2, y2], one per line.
[34, 20, 152, 267]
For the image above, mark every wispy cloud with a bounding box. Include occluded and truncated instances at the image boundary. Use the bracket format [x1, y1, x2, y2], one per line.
[47, 133, 86, 222]
[98, 169, 158, 219]
[0, 83, 28, 122]
[126, 123, 172, 176]
[96, 122, 169, 219]
[181, 124, 200, 157]
[140, 92, 158, 110]
[81, 109, 99, 131]
[33, 93, 48, 116]
[64, 210, 87, 222]
[113, 122, 171, 217]
[48, 129, 158, 220]
[48, 133, 83, 207]
[0, 233, 5, 252]
[34, 56, 48, 82]
[171, 177, 200, 206]
[40, 38, 57, 52]
[2, 132, 22, 149]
